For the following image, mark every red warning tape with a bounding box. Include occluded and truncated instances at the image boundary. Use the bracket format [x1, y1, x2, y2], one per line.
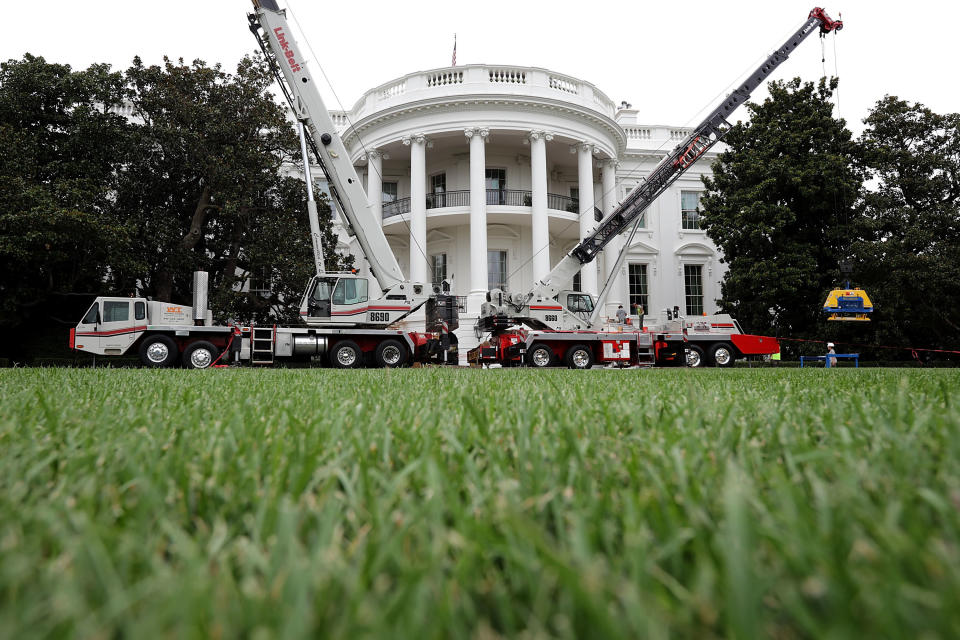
[776, 336, 960, 358]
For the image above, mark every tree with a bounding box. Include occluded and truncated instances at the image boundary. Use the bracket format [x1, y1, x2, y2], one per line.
[0, 55, 137, 328]
[0, 52, 348, 361]
[854, 97, 960, 354]
[114, 55, 349, 324]
[700, 78, 863, 349]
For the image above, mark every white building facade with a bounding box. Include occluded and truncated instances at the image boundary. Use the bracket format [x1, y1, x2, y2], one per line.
[330, 64, 725, 341]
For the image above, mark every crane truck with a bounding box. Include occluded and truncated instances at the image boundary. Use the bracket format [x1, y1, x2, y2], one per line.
[470, 7, 843, 368]
[70, 0, 460, 369]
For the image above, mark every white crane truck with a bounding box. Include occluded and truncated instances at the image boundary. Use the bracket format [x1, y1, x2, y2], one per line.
[71, 0, 460, 369]
[469, 8, 843, 368]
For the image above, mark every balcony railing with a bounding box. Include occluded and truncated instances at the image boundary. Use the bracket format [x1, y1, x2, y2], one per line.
[383, 189, 603, 221]
[426, 190, 470, 209]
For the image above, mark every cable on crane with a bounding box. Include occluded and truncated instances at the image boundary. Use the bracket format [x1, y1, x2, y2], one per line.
[821, 36, 827, 79]
[833, 24, 842, 118]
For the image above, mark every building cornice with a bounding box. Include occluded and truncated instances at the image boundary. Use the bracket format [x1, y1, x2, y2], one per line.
[342, 94, 626, 161]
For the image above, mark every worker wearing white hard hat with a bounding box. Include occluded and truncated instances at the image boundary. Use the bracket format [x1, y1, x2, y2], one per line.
[827, 342, 837, 367]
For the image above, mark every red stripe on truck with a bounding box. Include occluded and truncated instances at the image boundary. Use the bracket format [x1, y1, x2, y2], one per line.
[75, 325, 148, 337]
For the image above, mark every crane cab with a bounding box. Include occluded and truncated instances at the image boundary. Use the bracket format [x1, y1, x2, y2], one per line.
[299, 274, 412, 327]
[823, 288, 873, 321]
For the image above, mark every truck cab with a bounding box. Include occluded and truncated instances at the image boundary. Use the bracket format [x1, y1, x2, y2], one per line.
[72, 297, 149, 355]
[71, 296, 197, 356]
[299, 273, 412, 327]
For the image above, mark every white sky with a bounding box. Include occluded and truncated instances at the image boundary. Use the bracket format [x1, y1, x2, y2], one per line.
[4, 0, 958, 135]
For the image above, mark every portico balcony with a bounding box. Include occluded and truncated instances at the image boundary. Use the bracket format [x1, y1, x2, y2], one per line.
[382, 189, 603, 222]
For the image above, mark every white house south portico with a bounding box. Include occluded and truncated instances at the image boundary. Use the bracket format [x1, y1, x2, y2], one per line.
[325, 64, 725, 347]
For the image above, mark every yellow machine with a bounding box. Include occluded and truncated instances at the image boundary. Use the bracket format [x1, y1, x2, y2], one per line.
[823, 288, 873, 321]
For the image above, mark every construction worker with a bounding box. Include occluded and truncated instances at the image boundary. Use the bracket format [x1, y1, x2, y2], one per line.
[827, 342, 837, 368]
[616, 305, 627, 324]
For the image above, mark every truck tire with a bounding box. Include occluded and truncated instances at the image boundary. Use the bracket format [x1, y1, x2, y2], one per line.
[527, 343, 554, 368]
[374, 339, 407, 368]
[331, 340, 362, 369]
[565, 344, 593, 370]
[686, 345, 706, 368]
[710, 343, 736, 368]
[139, 334, 178, 368]
[182, 340, 219, 370]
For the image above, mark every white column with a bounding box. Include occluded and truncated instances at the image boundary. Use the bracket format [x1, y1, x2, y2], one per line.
[466, 127, 489, 312]
[403, 134, 428, 283]
[366, 149, 383, 225]
[529, 130, 552, 282]
[600, 158, 623, 316]
[574, 142, 598, 296]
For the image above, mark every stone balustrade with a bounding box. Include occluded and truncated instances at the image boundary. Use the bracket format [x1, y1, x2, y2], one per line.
[329, 65, 619, 125]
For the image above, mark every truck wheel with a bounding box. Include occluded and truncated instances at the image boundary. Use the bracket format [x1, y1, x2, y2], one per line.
[527, 343, 554, 368]
[183, 341, 219, 370]
[331, 340, 362, 369]
[565, 344, 593, 370]
[139, 335, 178, 368]
[374, 339, 407, 368]
[686, 345, 705, 368]
[710, 343, 736, 368]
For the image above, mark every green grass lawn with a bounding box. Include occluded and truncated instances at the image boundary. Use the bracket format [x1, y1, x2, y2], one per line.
[1, 368, 959, 639]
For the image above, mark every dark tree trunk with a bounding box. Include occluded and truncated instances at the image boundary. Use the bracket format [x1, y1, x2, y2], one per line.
[155, 186, 215, 302]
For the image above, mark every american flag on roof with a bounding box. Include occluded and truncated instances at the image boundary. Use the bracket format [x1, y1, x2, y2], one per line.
[452, 34, 457, 66]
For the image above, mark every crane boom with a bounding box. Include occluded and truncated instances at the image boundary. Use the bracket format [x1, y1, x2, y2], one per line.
[529, 7, 843, 303]
[248, 0, 407, 293]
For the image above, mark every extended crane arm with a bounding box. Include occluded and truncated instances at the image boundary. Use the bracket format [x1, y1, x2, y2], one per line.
[249, 0, 408, 293]
[530, 7, 843, 301]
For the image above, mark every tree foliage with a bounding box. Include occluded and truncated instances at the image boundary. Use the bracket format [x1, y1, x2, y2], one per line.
[0, 52, 347, 353]
[701, 78, 863, 349]
[116, 55, 348, 324]
[854, 97, 960, 353]
[0, 54, 136, 327]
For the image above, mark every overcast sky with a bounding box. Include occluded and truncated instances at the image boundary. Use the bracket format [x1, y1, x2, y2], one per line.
[5, 0, 957, 135]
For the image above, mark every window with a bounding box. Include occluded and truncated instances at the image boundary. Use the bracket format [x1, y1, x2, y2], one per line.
[487, 250, 507, 290]
[429, 173, 446, 208]
[332, 278, 369, 305]
[431, 253, 447, 285]
[248, 270, 272, 296]
[567, 187, 582, 214]
[572, 270, 581, 292]
[103, 301, 129, 323]
[82, 302, 99, 324]
[486, 168, 506, 204]
[628, 263, 648, 310]
[681, 191, 701, 230]
[684, 265, 704, 316]
[311, 277, 337, 303]
[566, 293, 594, 313]
[382, 181, 398, 203]
[135, 301, 146, 321]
